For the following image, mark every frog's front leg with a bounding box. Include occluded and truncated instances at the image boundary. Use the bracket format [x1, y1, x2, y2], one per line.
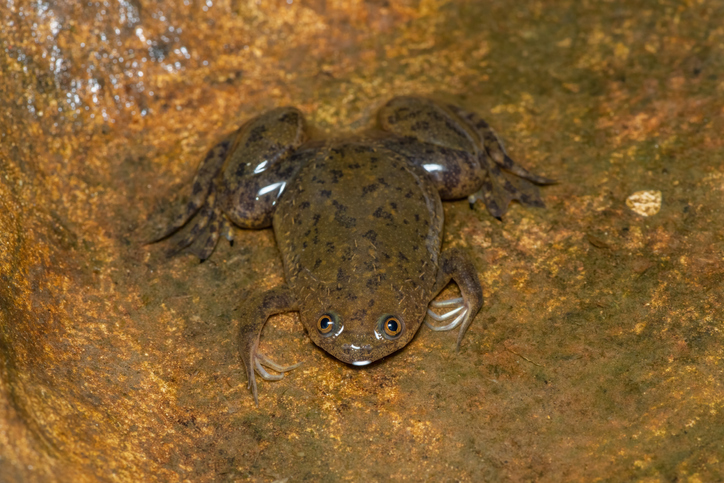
[238, 285, 302, 406]
[427, 248, 484, 349]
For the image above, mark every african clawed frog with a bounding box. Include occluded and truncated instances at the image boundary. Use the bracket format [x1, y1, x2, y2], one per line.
[150, 96, 553, 404]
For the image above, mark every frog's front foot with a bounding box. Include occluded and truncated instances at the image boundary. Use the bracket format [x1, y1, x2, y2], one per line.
[426, 297, 467, 331]
[428, 248, 485, 349]
[247, 351, 302, 404]
[238, 286, 301, 405]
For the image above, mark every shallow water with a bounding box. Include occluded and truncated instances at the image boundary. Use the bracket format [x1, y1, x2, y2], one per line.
[1, 0, 723, 481]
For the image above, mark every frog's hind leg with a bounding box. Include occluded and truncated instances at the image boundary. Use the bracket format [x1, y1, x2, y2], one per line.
[165, 190, 220, 258]
[446, 104, 556, 219]
[184, 203, 225, 261]
[449, 105, 554, 185]
[147, 133, 235, 243]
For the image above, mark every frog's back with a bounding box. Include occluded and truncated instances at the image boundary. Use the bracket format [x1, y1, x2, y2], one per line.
[273, 140, 443, 303]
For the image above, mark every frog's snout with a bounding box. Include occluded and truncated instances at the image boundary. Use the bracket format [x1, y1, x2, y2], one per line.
[339, 342, 374, 365]
[341, 343, 373, 366]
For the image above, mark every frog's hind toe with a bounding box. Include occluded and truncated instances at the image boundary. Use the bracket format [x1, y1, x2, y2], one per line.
[164, 198, 222, 259]
[186, 207, 224, 261]
[474, 157, 549, 219]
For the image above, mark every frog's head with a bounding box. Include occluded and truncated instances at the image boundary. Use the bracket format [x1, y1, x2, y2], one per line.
[299, 287, 427, 365]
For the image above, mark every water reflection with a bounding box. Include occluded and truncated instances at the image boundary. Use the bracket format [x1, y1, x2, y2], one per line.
[423, 163, 444, 173]
[6, 0, 197, 123]
[257, 181, 286, 201]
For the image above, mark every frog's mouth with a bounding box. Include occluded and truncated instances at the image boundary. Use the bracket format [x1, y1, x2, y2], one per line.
[326, 341, 378, 365]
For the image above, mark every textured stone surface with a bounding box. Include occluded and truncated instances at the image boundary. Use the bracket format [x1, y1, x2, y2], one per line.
[1, 0, 723, 481]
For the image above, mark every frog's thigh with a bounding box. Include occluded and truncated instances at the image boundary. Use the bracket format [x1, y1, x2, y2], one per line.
[238, 285, 301, 405]
[429, 247, 484, 349]
[220, 149, 312, 229]
[378, 97, 485, 199]
[219, 108, 309, 229]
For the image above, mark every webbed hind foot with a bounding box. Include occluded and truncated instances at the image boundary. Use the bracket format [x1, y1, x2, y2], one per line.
[446, 104, 556, 219]
[145, 133, 235, 244]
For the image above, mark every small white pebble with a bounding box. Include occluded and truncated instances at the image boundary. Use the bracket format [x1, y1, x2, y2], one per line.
[626, 190, 662, 217]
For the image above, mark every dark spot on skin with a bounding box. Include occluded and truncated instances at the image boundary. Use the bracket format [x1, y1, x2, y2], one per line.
[330, 169, 343, 183]
[313, 259, 322, 269]
[346, 292, 358, 301]
[312, 213, 321, 226]
[335, 214, 356, 228]
[362, 230, 378, 243]
[373, 207, 394, 221]
[332, 200, 356, 228]
[279, 111, 299, 124]
[377, 177, 389, 187]
[397, 251, 409, 262]
[411, 120, 430, 131]
[390, 202, 397, 210]
[300, 201, 310, 209]
[368, 298, 375, 307]
[366, 273, 387, 290]
[245, 125, 267, 145]
[320, 190, 331, 198]
[353, 145, 374, 154]
[326, 241, 335, 253]
[414, 214, 420, 222]
[366, 278, 380, 290]
[362, 184, 378, 196]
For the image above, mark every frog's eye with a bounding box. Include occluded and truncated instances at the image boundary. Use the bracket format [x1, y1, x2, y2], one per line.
[317, 314, 336, 336]
[381, 315, 404, 340]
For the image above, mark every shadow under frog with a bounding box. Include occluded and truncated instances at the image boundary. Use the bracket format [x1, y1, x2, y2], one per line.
[148, 96, 554, 405]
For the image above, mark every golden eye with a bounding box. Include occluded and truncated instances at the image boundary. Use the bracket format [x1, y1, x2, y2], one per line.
[382, 316, 403, 339]
[317, 314, 335, 335]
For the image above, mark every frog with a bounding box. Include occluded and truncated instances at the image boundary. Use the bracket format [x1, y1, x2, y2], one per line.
[148, 96, 553, 405]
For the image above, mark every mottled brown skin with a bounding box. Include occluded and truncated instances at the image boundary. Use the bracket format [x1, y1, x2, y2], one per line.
[150, 97, 554, 404]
